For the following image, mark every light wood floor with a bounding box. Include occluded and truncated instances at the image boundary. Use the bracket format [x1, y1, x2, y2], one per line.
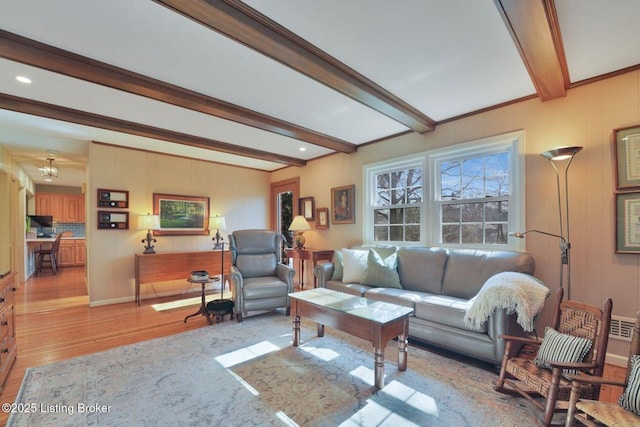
[0, 266, 220, 426]
[0, 266, 626, 426]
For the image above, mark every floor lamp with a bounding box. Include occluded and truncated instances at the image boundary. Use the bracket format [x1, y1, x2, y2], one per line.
[510, 146, 582, 299]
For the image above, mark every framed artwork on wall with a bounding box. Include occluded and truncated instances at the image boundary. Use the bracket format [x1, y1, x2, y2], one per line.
[616, 191, 640, 253]
[153, 193, 210, 236]
[331, 185, 355, 224]
[299, 196, 315, 221]
[614, 125, 640, 190]
[316, 207, 329, 229]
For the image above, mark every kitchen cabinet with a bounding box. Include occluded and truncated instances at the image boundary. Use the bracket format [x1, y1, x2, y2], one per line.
[36, 193, 85, 223]
[59, 239, 86, 267]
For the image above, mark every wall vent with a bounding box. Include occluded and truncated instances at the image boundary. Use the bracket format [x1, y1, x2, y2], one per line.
[610, 315, 635, 342]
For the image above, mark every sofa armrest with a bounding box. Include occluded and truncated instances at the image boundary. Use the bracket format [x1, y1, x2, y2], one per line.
[230, 265, 243, 307]
[276, 263, 295, 291]
[314, 263, 334, 288]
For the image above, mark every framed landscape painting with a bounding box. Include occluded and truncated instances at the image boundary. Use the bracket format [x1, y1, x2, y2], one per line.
[153, 193, 210, 235]
[331, 185, 355, 224]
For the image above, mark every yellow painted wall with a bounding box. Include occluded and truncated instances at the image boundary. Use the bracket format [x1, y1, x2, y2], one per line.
[87, 143, 271, 305]
[272, 70, 640, 358]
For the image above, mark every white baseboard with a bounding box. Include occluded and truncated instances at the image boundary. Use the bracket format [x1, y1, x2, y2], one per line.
[606, 352, 628, 367]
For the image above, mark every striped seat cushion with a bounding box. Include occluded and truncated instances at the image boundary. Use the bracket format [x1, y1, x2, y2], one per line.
[619, 355, 640, 415]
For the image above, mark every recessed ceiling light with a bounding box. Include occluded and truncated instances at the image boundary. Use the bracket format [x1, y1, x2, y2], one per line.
[299, 147, 306, 152]
[15, 75, 31, 84]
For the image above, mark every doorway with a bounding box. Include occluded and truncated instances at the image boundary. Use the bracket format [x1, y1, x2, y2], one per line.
[270, 178, 299, 261]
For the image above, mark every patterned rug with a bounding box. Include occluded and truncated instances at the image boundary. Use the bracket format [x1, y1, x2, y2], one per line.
[8, 312, 543, 426]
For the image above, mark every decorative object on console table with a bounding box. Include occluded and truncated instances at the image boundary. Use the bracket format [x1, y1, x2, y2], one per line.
[206, 243, 234, 322]
[299, 197, 315, 221]
[288, 215, 311, 249]
[209, 215, 227, 249]
[138, 213, 160, 254]
[98, 211, 129, 230]
[316, 207, 329, 229]
[97, 188, 129, 208]
[153, 193, 209, 236]
[331, 184, 355, 224]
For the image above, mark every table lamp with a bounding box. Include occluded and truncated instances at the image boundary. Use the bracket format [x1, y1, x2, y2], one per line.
[209, 215, 227, 249]
[288, 215, 311, 249]
[138, 213, 160, 254]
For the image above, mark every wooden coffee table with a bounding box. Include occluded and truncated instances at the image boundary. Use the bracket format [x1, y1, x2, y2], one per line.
[289, 288, 413, 389]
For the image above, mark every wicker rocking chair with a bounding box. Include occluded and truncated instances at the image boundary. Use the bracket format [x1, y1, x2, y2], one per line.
[494, 288, 613, 426]
[564, 311, 640, 426]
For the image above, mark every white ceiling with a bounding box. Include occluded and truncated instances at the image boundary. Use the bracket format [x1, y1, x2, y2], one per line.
[0, 0, 639, 187]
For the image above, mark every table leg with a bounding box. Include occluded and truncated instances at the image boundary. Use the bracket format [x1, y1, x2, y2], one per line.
[374, 347, 385, 389]
[184, 283, 213, 325]
[317, 323, 324, 337]
[398, 333, 408, 371]
[293, 315, 300, 347]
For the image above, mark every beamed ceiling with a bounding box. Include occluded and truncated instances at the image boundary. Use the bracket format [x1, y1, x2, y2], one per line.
[0, 0, 639, 186]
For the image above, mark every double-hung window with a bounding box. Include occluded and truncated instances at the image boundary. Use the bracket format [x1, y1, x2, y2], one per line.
[364, 131, 524, 249]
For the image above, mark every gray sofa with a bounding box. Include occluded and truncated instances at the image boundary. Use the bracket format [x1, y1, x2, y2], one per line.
[314, 246, 537, 365]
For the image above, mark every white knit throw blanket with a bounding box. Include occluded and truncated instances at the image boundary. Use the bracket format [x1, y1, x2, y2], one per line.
[464, 272, 550, 332]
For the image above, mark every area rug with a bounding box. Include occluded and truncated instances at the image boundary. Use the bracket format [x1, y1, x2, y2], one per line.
[8, 312, 544, 426]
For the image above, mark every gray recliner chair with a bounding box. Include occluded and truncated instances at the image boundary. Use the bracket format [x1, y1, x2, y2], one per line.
[229, 229, 295, 322]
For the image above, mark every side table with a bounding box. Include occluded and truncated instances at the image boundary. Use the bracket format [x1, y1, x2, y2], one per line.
[284, 248, 334, 289]
[184, 277, 218, 324]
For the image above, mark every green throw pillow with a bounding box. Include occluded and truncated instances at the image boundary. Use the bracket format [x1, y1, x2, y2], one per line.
[361, 248, 402, 288]
[619, 355, 640, 415]
[533, 327, 592, 374]
[330, 249, 343, 281]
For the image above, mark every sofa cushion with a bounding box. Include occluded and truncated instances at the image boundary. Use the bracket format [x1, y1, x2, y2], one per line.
[325, 280, 372, 296]
[414, 294, 486, 333]
[396, 247, 448, 293]
[341, 249, 369, 283]
[364, 287, 424, 310]
[361, 249, 402, 288]
[441, 249, 535, 300]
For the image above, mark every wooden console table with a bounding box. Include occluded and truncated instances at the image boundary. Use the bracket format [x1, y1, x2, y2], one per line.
[284, 248, 334, 289]
[134, 250, 230, 305]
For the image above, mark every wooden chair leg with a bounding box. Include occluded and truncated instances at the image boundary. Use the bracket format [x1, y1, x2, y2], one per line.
[494, 340, 513, 391]
[543, 367, 563, 426]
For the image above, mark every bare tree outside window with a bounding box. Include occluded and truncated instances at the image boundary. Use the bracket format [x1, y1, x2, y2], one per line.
[373, 167, 422, 242]
[439, 152, 510, 245]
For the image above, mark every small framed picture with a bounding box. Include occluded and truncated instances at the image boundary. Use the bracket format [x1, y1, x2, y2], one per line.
[614, 125, 640, 190]
[316, 207, 329, 229]
[299, 197, 315, 221]
[616, 191, 640, 253]
[331, 185, 355, 224]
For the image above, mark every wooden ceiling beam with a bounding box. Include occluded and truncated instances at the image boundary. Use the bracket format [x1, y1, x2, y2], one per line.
[0, 93, 306, 167]
[154, 0, 436, 133]
[0, 29, 354, 154]
[494, 0, 569, 101]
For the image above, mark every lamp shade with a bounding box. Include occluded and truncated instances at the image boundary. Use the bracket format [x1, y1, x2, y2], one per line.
[209, 216, 227, 230]
[288, 215, 311, 231]
[541, 146, 583, 161]
[138, 214, 160, 230]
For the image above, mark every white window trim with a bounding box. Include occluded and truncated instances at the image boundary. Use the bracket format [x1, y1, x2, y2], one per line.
[363, 130, 526, 250]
